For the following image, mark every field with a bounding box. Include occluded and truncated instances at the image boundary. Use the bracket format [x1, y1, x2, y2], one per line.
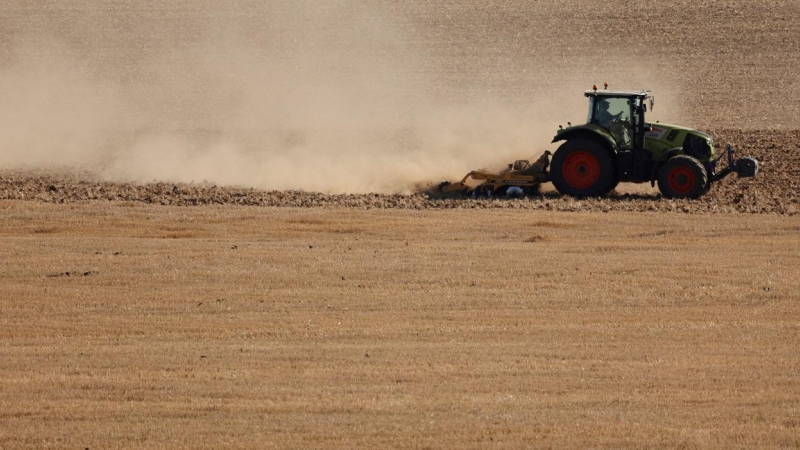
[1, 202, 799, 448]
[2, 0, 800, 448]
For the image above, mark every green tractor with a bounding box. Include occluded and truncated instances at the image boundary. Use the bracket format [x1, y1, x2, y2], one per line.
[550, 85, 758, 198]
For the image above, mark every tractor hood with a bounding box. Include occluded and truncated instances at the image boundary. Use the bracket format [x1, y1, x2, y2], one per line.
[645, 123, 715, 160]
[646, 123, 713, 145]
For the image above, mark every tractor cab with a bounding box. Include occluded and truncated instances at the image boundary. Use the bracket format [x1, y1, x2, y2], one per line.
[585, 88, 652, 152]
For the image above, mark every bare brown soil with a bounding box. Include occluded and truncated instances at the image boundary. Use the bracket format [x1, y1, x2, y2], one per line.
[2, 1, 800, 193]
[2, 128, 797, 215]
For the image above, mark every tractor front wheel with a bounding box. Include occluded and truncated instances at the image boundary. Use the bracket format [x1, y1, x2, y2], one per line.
[550, 139, 616, 197]
[657, 155, 708, 199]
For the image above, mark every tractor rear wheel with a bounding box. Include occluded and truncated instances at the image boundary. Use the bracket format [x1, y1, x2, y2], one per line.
[608, 178, 621, 194]
[550, 139, 616, 197]
[657, 155, 708, 199]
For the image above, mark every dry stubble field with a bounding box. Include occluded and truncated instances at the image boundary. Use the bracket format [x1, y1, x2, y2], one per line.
[1, 202, 799, 448]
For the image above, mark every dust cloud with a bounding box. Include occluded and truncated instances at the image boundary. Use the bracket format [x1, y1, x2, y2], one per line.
[0, 1, 682, 193]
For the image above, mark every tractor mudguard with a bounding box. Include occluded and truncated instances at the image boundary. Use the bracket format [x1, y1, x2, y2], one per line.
[552, 125, 617, 154]
[649, 147, 683, 186]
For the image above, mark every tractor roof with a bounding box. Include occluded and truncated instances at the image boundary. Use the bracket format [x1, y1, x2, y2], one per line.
[584, 90, 651, 99]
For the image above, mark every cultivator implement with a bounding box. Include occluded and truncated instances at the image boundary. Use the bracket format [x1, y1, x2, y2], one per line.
[439, 151, 552, 197]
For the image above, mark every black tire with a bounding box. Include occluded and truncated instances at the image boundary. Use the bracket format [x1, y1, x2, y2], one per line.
[701, 163, 713, 194]
[702, 178, 713, 195]
[607, 178, 621, 194]
[657, 155, 708, 199]
[550, 138, 617, 197]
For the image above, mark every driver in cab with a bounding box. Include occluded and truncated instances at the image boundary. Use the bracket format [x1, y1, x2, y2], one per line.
[594, 98, 632, 146]
[595, 99, 622, 130]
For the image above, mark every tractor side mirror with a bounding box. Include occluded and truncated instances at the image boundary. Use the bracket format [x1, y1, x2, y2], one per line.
[649, 97, 655, 111]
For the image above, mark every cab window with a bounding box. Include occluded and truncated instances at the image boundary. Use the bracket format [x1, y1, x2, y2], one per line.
[593, 97, 632, 125]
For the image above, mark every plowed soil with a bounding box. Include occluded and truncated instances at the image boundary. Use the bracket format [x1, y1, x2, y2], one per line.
[2, 128, 797, 214]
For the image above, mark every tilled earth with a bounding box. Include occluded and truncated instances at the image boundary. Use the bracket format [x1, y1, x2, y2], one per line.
[2, 129, 796, 215]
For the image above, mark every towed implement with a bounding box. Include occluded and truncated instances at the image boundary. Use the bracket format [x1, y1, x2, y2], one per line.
[439, 152, 551, 197]
[440, 85, 758, 199]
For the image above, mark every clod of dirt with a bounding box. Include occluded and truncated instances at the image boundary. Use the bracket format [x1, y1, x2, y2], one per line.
[524, 235, 546, 243]
[47, 270, 99, 278]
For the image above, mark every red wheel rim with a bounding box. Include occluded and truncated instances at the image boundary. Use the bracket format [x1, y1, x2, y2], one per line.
[667, 166, 696, 194]
[561, 151, 601, 190]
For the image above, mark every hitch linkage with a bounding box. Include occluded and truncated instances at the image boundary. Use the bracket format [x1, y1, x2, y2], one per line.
[710, 144, 758, 182]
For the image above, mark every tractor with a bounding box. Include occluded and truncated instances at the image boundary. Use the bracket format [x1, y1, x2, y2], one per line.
[440, 85, 758, 199]
[551, 84, 758, 198]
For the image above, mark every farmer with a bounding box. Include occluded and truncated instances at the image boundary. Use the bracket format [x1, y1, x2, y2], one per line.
[595, 99, 622, 129]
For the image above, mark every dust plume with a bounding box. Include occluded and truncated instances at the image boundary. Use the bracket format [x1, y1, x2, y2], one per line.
[0, 1, 684, 194]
